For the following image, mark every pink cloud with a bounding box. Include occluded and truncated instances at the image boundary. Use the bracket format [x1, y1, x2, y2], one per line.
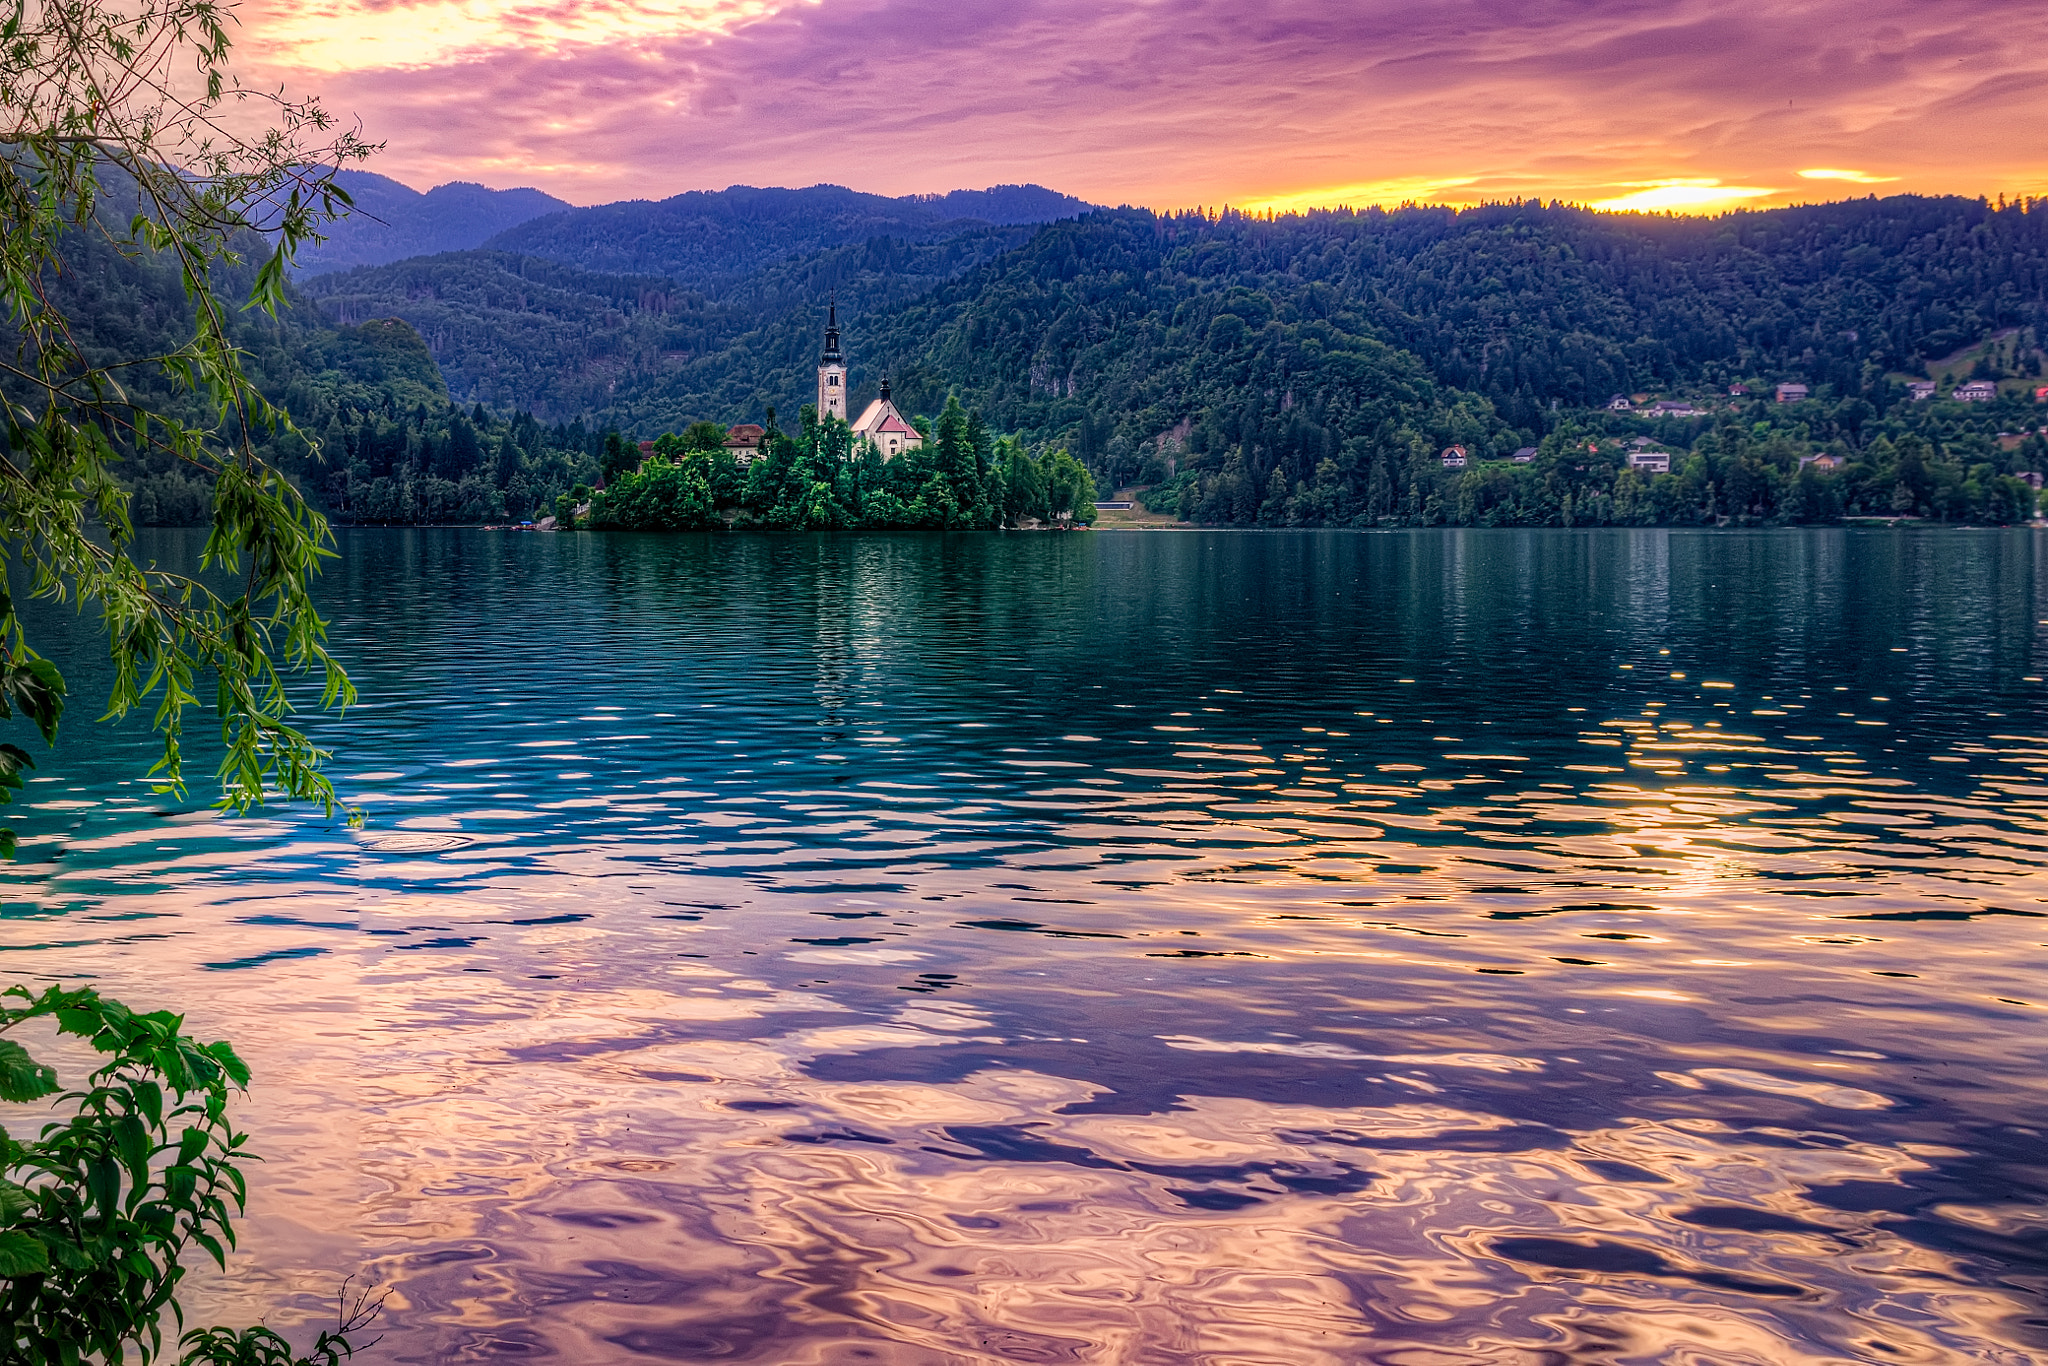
[239, 0, 2048, 208]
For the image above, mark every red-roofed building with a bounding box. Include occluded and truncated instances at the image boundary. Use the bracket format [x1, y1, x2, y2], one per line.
[852, 378, 925, 459]
[724, 423, 766, 465]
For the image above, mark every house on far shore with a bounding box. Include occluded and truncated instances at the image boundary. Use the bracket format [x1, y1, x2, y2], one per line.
[1953, 380, 1998, 402]
[2035, 386, 2048, 402]
[1607, 394, 1634, 411]
[1909, 381, 1937, 401]
[1728, 383, 1749, 396]
[1776, 383, 1809, 403]
[1511, 447, 1538, 463]
[1441, 445, 1468, 469]
[724, 423, 766, 465]
[1626, 450, 1671, 474]
[1799, 452, 1844, 472]
[1649, 400, 1704, 416]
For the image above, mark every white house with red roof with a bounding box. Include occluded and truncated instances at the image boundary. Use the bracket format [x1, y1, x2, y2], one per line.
[851, 377, 924, 459]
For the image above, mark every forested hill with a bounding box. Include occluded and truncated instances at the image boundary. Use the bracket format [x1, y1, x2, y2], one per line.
[481, 182, 1095, 286]
[44, 190, 2048, 530]
[15, 226, 615, 529]
[305, 194, 2048, 446]
[300, 227, 1041, 421]
[839, 197, 2047, 522]
[861, 197, 2048, 438]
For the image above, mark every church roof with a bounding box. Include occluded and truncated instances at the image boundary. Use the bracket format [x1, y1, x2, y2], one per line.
[853, 397, 909, 434]
[873, 413, 919, 437]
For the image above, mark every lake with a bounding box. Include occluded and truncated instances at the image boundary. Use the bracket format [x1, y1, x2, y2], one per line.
[6, 527, 2048, 1364]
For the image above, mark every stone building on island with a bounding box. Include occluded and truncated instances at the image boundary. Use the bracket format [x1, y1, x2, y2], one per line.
[852, 379, 922, 459]
[816, 300, 923, 460]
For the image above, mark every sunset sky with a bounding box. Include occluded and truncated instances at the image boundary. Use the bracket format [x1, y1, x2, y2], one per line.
[234, 0, 2048, 212]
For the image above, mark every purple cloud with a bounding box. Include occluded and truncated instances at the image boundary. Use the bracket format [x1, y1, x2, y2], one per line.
[245, 0, 2048, 207]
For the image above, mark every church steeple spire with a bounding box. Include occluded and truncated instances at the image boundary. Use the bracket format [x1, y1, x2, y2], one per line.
[816, 296, 847, 421]
[820, 296, 843, 365]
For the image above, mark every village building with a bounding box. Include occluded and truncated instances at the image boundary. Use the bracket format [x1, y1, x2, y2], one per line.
[2035, 386, 2048, 402]
[814, 301, 925, 459]
[1626, 450, 1671, 474]
[1953, 380, 1998, 402]
[1728, 383, 1749, 396]
[1441, 445, 1468, 468]
[1776, 383, 1809, 403]
[1649, 400, 1704, 416]
[1511, 446, 1538, 463]
[1799, 452, 1844, 472]
[724, 423, 765, 465]
[1607, 394, 1634, 411]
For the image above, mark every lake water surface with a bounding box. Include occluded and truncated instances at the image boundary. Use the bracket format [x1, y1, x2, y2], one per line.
[7, 527, 2048, 1364]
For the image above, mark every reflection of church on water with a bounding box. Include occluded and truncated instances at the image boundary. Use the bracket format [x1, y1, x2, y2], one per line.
[815, 300, 924, 460]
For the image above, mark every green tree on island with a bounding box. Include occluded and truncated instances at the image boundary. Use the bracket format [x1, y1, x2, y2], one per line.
[592, 395, 1096, 532]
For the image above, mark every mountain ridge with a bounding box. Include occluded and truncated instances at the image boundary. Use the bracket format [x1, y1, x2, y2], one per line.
[479, 182, 1094, 286]
[297, 171, 574, 274]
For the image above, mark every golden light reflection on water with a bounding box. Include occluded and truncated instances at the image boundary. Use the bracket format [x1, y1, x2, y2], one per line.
[6, 528, 2048, 1362]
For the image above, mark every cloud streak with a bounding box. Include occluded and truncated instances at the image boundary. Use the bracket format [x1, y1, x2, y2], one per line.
[238, 0, 2048, 209]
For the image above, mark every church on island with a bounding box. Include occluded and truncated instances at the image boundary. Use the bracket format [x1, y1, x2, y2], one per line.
[815, 300, 924, 460]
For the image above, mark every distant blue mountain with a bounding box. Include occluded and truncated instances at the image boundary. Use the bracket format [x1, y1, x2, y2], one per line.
[296, 171, 573, 274]
[481, 182, 1097, 287]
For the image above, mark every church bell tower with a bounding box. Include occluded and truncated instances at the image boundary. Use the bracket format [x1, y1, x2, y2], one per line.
[817, 298, 847, 423]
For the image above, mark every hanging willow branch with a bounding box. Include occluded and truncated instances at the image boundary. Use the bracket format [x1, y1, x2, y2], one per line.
[0, 0, 376, 835]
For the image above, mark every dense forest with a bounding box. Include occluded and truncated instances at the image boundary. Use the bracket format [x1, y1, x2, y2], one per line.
[301, 227, 1040, 422]
[481, 183, 1093, 286]
[850, 199, 2048, 522]
[20, 189, 2048, 530]
[284, 192, 2048, 527]
[18, 226, 605, 527]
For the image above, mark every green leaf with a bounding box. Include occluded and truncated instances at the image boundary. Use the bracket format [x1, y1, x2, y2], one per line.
[0, 743, 33, 793]
[0, 657, 65, 746]
[0, 1229, 51, 1276]
[0, 1179, 36, 1222]
[116, 1112, 150, 1182]
[202, 1041, 250, 1089]
[86, 1153, 120, 1217]
[0, 1039, 57, 1102]
[189, 1228, 227, 1269]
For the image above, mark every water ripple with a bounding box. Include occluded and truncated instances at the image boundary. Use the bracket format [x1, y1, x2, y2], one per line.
[5, 527, 2047, 1363]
